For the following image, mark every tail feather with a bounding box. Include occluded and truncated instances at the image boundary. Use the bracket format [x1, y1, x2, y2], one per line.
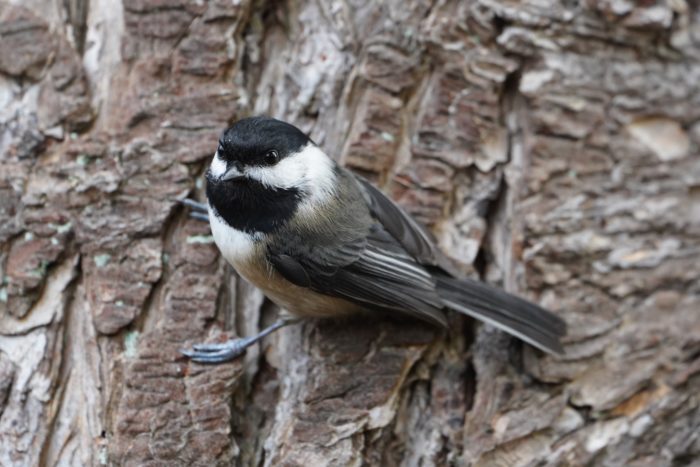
[436, 276, 567, 355]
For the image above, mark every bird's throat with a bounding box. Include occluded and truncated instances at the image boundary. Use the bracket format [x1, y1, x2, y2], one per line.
[206, 175, 301, 235]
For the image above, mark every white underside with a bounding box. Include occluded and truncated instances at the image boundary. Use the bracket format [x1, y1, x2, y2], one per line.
[208, 203, 259, 267]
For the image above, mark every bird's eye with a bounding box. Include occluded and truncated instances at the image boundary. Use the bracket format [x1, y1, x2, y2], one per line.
[263, 150, 279, 165]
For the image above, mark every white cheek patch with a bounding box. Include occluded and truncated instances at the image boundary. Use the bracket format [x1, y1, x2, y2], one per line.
[246, 143, 336, 205]
[246, 156, 304, 190]
[209, 151, 227, 178]
[300, 144, 337, 204]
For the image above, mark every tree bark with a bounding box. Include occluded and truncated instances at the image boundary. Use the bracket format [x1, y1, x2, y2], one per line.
[1, 0, 699, 465]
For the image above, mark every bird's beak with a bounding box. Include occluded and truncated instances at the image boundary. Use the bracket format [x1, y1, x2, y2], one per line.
[220, 166, 245, 182]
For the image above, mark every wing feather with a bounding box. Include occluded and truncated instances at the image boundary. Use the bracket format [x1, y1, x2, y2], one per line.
[268, 224, 448, 328]
[353, 175, 461, 276]
[354, 176, 439, 265]
[266, 167, 565, 354]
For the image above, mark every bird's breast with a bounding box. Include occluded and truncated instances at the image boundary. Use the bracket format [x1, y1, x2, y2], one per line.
[208, 204, 362, 318]
[208, 204, 260, 267]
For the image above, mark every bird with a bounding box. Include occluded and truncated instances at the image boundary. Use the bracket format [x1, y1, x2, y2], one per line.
[180, 116, 566, 363]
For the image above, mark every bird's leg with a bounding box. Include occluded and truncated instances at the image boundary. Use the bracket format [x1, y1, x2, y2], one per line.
[178, 198, 209, 222]
[181, 318, 302, 363]
[180, 198, 208, 212]
[189, 211, 209, 222]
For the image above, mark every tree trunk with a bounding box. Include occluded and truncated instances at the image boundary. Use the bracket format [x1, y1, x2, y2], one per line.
[1, 0, 699, 465]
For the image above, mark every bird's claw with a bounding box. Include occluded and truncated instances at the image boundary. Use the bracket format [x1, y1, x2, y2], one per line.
[179, 198, 208, 212]
[181, 320, 298, 364]
[178, 198, 209, 222]
[180, 338, 250, 363]
[189, 212, 209, 222]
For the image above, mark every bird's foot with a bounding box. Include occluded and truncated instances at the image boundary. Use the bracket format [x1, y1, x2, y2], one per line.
[180, 337, 253, 363]
[178, 198, 209, 222]
[181, 319, 301, 364]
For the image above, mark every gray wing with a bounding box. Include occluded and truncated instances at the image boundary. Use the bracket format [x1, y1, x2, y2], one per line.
[353, 173, 567, 354]
[353, 175, 460, 276]
[268, 169, 565, 354]
[267, 223, 448, 328]
[353, 175, 438, 264]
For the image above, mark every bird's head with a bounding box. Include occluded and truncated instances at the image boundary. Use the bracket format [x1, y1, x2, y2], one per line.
[206, 116, 337, 234]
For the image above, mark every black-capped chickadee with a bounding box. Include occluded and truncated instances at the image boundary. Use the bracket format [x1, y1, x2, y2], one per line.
[181, 116, 566, 363]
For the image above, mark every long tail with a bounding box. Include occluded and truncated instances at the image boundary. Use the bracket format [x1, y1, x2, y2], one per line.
[435, 276, 567, 355]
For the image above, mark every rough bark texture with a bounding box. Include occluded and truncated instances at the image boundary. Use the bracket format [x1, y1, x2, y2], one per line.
[1, 0, 699, 465]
